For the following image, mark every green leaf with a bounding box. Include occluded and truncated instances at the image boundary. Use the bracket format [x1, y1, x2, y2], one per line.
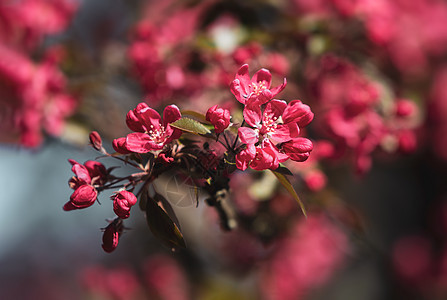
[145, 192, 186, 249]
[271, 170, 307, 218]
[180, 110, 208, 123]
[273, 164, 293, 176]
[153, 193, 182, 231]
[171, 117, 211, 135]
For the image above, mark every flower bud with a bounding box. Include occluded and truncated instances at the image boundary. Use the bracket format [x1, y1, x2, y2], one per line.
[206, 105, 231, 133]
[113, 191, 138, 219]
[63, 184, 98, 210]
[304, 170, 327, 192]
[282, 138, 313, 162]
[395, 99, 417, 118]
[89, 131, 103, 151]
[102, 219, 123, 253]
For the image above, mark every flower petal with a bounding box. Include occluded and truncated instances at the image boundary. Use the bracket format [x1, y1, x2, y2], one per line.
[252, 68, 272, 88]
[243, 104, 262, 127]
[235, 64, 251, 88]
[137, 106, 161, 131]
[270, 124, 294, 143]
[270, 77, 287, 97]
[238, 127, 258, 145]
[113, 137, 132, 154]
[126, 105, 146, 132]
[236, 144, 256, 171]
[126, 132, 163, 153]
[265, 99, 287, 120]
[230, 79, 247, 104]
[250, 146, 278, 171]
[71, 163, 91, 184]
[162, 104, 181, 126]
[164, 124, 182, 144]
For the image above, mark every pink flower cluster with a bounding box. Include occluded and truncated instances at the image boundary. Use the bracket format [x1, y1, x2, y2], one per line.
[0, 44, 78, 147]
[231, 65, 314, 171]
[64, 158, 138, 252]
[0, 0, 78, 147]
[0, 0, 78, 52]
[261, 213, 348, 300]
[81, 264, 140, 300]
[64, 159, 108, 211]
[307, 55, 419, 174]
[64, 64, 315, 253]
[81, 254, 189, 300]
[354, 0, 447, 74]
[128, 1, 211, 104]
[292, 0, 447, 75]
[128, 1, 293, 107]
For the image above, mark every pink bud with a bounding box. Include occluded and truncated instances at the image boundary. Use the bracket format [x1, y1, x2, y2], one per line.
[64, 184, 97, 210]
[304, 171, 327, 192]
[281, 138, 313, 162]
[89, 131, 103, 151]
[102, 219, 123, 253]
[398, 130, 417, 153]
[113, 191, 138, 219]
[395, 99, 417, 117]
[206, 105, 231, 133]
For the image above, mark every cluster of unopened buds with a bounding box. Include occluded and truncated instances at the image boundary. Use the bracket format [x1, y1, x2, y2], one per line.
[63, 64, 314, 252]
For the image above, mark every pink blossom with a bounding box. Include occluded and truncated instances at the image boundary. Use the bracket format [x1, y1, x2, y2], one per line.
[113, 191, 138, 219]
[118, 103, 182, 153]
[307, 55, 390, 174]
[235, 99, 314, 171]
[206, 104, 231, 133]
[241, 99, 313, 144]
[230, 64, 287, 106]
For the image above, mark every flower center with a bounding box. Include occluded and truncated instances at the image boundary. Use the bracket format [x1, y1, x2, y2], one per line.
[148, 125, 167, 144]
[260, 113, 278, 136]
[249, 81, 267, 96]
